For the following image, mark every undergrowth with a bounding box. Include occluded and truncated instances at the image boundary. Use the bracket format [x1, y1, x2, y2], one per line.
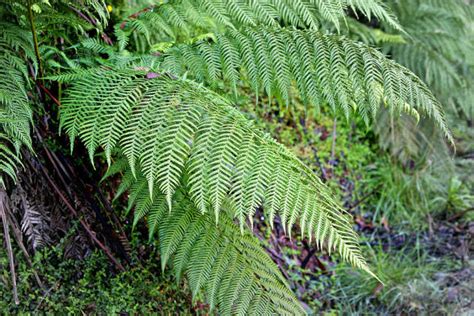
[0, 235, 200, 314]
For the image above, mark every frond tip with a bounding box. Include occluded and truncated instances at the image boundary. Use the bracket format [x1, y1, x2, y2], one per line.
[60, 68, 374, 276]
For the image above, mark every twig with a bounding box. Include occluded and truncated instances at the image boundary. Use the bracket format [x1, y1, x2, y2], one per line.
[68, 5, 113, 45]
[34, 280, 61, 312]
[347, 183, 383, 211]
[300, 248, 316, 269]
[6, 211, 45, 291]
[330, 117, 337, 162]
[38, 83, 61, 107]
[312, 147, 328, 182]
[120, 6, 156, 29]
[301, 241, 327, 272]
[0, 190, 19, 305]
[447, 207, 474, 222]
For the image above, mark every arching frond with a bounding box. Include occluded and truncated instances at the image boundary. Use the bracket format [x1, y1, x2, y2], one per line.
[116, 0, 401, 49]
[59, 68, 373, 276]
[371, 0, 471, 163]
[161, 27, 452, 141]
[109, 167, 305, 314]
[386, 0, 473, 100]
[0, 23, 34, 186]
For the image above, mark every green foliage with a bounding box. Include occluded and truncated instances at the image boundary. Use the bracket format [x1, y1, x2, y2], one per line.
[161, 26, 450, 141]
[387, 0, 473, 112]
[0, 23, 35, 186]
[111, 168, 305, 314]
[57, 68, 371, 275]
[372, 0, 472, 166]
[0, 0, 467, 313]
[323, 241, 466, 314]
[0, 246, 195, 314]
[116, 0, 401, 37]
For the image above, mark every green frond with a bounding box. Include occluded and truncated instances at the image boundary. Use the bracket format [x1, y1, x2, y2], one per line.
[1, 0, 109, 37]
[386, 0, 473, 108]
[161, 27, 452, 141]
[60, 68, 373, 277]
[367, 0, 472, 162]
[189, 0, 402, 31]
[0, 23, 34, 186]
[102, 166, 305, 314]
[114, 0, 401, 51]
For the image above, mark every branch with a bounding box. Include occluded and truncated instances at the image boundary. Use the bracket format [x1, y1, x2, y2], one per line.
[68, 5, 113, 45]
[38, 83, 61, 107]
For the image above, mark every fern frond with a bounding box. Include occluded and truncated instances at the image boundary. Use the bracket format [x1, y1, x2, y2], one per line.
[0, 23, 34, 186]
[193, 0, 402, 31]
[103, 164, 305, 314]
[161, 27, 452, 141]
[364, 0, 472, 164]
[60, 68, 372, 276]
[115, 0, 401, 51]
[386, 0, 473, 108]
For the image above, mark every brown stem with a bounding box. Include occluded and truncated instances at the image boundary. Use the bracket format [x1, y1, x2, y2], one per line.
[330, 117, 337, 162]
[120, 5, 156, 29]
[446, 207, 474, 222]
[27, 0, 43, 81]
[312, 147, 328, 182]
[6, 211, 45, 291]
[38, 83, 61, 107]
[68, 5, 113, 45]
[347, 183, 383, 211]
[0, 190, 19, 305]
[28, 158, 125, 271]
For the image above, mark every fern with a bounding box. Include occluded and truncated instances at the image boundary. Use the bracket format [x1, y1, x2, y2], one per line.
[160, 27, 452, 141]
[144, 0, 400, 31]
[0, 23, 35, 186]
[0, 0, 462, 312]
[387, 0, 473, 100]
[116, 0, 402, 51]
[107, 164, 305, 314]
[57, 69, 372, 277]
[367, 0, 472, 164]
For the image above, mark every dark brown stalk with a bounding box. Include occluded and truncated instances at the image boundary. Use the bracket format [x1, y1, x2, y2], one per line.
[0, 190, 19, 305]
[347, 183, 383, 212]
[6, 212, 45, 291]
[28, 158, 125, 271]
[68, 5, 113, 45]
[330, 117, 337, 162]
[27, 0, 43, 81]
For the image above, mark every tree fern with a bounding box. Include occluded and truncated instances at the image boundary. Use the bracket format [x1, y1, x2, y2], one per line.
[160, 27, 452, 141]
[57, 69, 371, 276]
[114, 0, 402, 55]
[0, 24, 35, 186]
[0, 0, 462, 312]
[118, 0, 401, 35]
[385, 0, 473, 120]
[109, 163, 305, 314]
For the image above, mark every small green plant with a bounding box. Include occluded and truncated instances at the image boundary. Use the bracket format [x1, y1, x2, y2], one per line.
[0, 243, 196, 314]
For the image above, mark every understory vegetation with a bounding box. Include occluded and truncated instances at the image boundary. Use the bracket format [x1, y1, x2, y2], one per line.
[0, 0, 472, 314]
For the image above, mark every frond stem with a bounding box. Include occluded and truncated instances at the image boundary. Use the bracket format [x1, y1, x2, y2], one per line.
[27, 0, 43, 81]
